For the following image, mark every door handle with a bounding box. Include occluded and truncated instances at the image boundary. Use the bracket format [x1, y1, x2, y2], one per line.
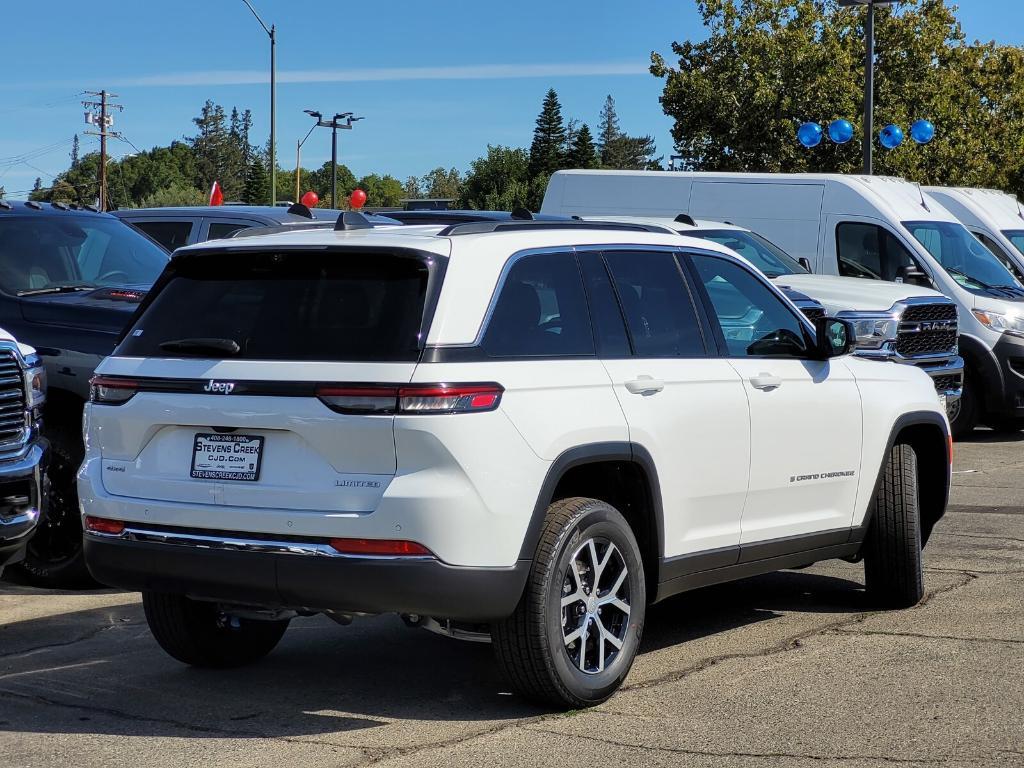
[625, 376, 665, 395]
[749, 373, 782, 391]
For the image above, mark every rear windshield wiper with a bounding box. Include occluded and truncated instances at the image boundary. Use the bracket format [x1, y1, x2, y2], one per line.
[158, 338, 241, 356]
[17, 284, 96, 297]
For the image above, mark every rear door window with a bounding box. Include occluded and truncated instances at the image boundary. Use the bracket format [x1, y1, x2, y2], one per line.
[129, 220, 194, 251]
[482, 252, 594, 357]
[118, 249, 434, 361]
[603, 250, 706, 358]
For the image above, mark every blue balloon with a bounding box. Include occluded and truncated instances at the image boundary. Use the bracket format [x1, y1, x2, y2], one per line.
[827, 119, 854, 144]
[879, 123, 905, 150]
[797, 122, 823, 148]
[910, 119, 935, 145]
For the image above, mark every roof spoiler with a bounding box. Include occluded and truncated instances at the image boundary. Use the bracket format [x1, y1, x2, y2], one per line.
[334, 211, 375, 231]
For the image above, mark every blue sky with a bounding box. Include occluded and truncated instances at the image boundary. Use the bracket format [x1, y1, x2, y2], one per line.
[0, 1, 1020, 199]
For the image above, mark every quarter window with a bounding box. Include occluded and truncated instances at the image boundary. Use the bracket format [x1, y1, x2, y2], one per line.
[207, 222, 252, 240]
[836, 222, 918, 282]
[482, 252, 594, 357]
[130, 220, 193, 251]
[603, 250, 705, 358]
[690, 253, 810, 359]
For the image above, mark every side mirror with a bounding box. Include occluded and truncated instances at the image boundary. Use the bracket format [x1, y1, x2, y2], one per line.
[896, 264, 931, 288]
[798, 257, 813, 272]
[813, 316, 856, 359]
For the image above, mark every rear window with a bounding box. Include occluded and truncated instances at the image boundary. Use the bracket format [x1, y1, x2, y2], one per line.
[117, 249, 434, 361]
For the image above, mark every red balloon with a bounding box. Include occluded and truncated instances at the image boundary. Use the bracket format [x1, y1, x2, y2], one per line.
[350, 188, 367, 209]
[300, 191, 319, 208]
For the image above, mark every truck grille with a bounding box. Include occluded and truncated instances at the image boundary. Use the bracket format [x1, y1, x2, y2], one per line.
[931, 374, 963, 393]
[0, 352, 27, 454]
[896, 304, 958, 358]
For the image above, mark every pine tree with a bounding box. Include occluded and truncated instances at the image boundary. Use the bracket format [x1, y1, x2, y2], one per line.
[568, 124, 600, 169]
[244, 156, 269, 205]
[597, 95, 621, 164]
[528, 89, 568, 179]
[70, 134, 80, 167]
[32, 178, 42, 193]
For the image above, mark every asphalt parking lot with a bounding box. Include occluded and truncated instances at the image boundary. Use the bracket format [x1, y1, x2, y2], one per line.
[1, 432, 1022, 768]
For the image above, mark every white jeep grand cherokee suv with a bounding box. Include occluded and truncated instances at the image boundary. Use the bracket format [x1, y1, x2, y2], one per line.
[79, 217, 951, 708]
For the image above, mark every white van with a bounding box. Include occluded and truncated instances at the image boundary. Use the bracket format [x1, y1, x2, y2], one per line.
[924, 187, 1024, 282]
[542, 171, 1024, 435]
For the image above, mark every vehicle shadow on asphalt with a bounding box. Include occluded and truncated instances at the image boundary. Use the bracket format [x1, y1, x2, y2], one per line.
[956, 428, 1024, 444]
[0, 568, 869, 736]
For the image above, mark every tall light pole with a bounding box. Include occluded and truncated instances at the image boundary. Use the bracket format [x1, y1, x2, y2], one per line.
[840, 0, 898, 175]
[306, 111, 364, 208]
[296, 113, 320, 203]
[241, 1, 276, 204]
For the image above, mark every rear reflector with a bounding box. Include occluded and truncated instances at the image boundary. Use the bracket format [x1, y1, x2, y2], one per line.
[317, 383, 503, 415]
[84, 516, 126, 535]
[90, 376, 138, 405]
[328, 538, 433, 556]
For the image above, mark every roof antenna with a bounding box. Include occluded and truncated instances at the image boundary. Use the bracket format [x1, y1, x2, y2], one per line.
[510, 207, 534, 220]
[914, 182, 930, 212]
[674, 213, 696, 226]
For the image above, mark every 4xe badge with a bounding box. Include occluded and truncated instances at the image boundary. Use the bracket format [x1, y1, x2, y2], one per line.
[203, 380, 236, 394]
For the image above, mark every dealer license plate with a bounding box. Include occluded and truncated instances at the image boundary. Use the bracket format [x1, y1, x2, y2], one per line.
[190, 433, 264, 481]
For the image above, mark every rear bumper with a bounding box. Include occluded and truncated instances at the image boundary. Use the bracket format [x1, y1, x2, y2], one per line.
[0, 441, 48, 569]
[83, 527, 531, 622]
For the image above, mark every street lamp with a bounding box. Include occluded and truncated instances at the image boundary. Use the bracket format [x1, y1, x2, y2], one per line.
[839, 0, 898, 175]
[297, 111, 321, 203]
[306, 110, 364, 208]
[241, 1, 277, 204]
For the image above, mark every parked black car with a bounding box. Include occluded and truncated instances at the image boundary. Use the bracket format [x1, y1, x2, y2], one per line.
[0, 201, 168, 585]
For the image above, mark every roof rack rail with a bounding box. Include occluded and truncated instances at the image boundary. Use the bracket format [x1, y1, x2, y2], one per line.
[334, 211, 375, 231]
[674, 213, 696, 226]
[51, 201, 69, 211]
[0, 201, 11, 210]
[25, 201, 43, 210]
[438, 220, 679, 237]
[229, 222, 334, 238]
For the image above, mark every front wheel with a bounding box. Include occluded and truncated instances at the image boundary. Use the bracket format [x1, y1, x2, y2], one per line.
[492, 497, 646, 709]
[863, 443, 924, 609]
[143, 592, 290, 668]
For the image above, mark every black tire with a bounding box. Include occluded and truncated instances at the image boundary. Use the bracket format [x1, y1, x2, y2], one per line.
[984, 416, 1024, 434]
[863, 443, 924, 609]
[949, 376, 978, 439]
[143, 592, 289, 668]
[492, 497, 646, 709]
[19, 415, 96, 588]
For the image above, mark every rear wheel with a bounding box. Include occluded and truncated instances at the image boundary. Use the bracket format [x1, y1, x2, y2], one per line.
[492, 497, 646, 709]
[143, 592, 290, 668]
[863, 443, 924, 609]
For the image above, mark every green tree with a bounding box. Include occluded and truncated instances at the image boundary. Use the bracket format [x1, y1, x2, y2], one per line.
[597, 95, 621, 163]
[528, 89, 568, 179]
[307, 161, 357, 206]
[419, 167, 463, 200]
[460, 145, 532, 210]
[244, 156, 270, 205]
[568, 124, 600, 169]
[403, 176, 422, 199]
[138, 182, 206, 208]
[650, 0, 1024, 196]
[596, 95, 658, 169]
[356, 174, 404, 207]
[70, 134, 80, 167]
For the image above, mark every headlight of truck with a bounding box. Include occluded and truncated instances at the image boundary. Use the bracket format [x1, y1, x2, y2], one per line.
[22, 353, 46, 408]
[847, 316, 900, 350]
[972, 309, 1024, 339]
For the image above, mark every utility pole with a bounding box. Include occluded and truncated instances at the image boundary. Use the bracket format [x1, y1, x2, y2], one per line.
[305, 110, 363, 208]
[241, 1, 276, 205]
[83, 90, 123, 210]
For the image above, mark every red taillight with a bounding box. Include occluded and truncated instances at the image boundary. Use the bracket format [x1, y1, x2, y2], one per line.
[84, 516, 125, 535]
[316, 383, 503, 415]
[90, 375, 138, 405]
[328, 538, 432, 556]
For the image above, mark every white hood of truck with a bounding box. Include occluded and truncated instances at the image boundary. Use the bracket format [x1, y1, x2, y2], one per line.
[0, 325, 35, 359]
[773, 274, 945, 314]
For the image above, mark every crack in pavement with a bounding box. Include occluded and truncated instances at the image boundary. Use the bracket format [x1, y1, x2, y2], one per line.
[834, 628, 1024, 645]
[0, 621, 136, 661]
[0, 688, 375, 756]
[522, 724, 956, 764]
[931, 532, 1024, 545]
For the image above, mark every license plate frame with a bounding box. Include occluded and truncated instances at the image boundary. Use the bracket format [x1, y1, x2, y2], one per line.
[190, 433, 264, 482]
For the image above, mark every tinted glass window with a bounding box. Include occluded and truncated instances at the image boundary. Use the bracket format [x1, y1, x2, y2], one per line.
[836, 222, 917, 282]
[603, 251, 705, 358]
[0, 217, 168, 295]
[482, 252, 593, 357]
[207, 222, 251, 240]
[579, 252, 630, 357]
[131, 220, 193, 251]
[118, 250, 431, 361]
[691, 253, 810, 359]
[905, 220, 1021, 291]
[688, 229, 805, 278]
[1003, 230, 1024, 258]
